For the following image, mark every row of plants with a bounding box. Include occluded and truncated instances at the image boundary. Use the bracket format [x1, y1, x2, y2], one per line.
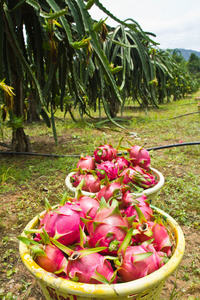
[0, 0, 199, 152]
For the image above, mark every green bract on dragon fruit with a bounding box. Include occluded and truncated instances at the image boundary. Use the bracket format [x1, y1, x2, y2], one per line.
[70, 142, 157, 195]
[19, 192, 172, 284]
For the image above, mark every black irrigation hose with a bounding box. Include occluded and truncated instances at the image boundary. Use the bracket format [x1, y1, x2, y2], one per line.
[146, 142, 200, 151]
[0, 152, 80, 157]
[157, 111, 199, 121]
[0, 142, 199, 158]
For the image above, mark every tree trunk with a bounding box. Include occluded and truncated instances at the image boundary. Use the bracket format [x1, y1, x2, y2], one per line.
[109, 98, 120, 118]
[11, 128, 33, 152]
[11, 74, 33, 152]
[27, 92, 41, 123]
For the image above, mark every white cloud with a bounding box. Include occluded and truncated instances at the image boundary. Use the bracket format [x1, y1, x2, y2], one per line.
[90, 0, 200, 51]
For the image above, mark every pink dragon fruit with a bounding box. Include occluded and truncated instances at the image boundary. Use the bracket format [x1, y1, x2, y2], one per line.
[76, 155, 96, 172]
[84, 199, 130, 254]
[76, 195, 100, 219]
[133, 220, 172, 256]
[96, 180, 130, 203]
[115, 156, 130, 172]
[123, 195, 154, 221]
[116, 242, 167, 282]
[127, 145, 151, 170]
[119, 166, 156, 190]
[131, 166, 156, 189]
[35, 244, 67, 273]
[118, 167, 137, 184]
[96, 181, 122, 202]
[94, 144, 117, 163]
[65, 250, 116, 284]
[71, 173, 101, 193]
[36, 202, 85, 246]
[96, 161, 118, 181]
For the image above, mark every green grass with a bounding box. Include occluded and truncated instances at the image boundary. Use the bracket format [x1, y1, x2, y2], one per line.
[0, 92, 200, 300]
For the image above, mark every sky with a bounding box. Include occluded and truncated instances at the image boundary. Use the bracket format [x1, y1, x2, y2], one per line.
[90, 0, 200, 52]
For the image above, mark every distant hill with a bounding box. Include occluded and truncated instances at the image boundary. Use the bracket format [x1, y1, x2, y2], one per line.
[175, 49, 200, 61]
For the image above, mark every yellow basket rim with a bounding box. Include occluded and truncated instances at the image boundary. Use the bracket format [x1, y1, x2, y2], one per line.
[19, 206, 185, 298]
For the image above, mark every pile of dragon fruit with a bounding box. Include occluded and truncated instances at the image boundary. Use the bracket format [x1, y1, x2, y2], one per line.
[70, 143, 157, 194]
[20, 142, 172, 284]
[22, 192, 172, 284]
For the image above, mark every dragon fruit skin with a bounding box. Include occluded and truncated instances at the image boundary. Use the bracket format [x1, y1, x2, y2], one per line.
[38, 202, 85, 246]
[117, 243, 166, 282]
[85, 204, 129, 254]
[123, 195, 154, 221]
[119, 167, 137, 184]
[65, 251, 116, 284]
[94, 144, 117, 163]
[96, 161, 118, 181]
[77, 156, 96, 172]
[115, 157, 130, 172]
[71, 173, 101, 193]
[77, 195, 100, 219]
[96, 181, 129, 203]
[119, 166, 156, 190]
[134, 221, 172, 256]
[35, 244, 67, 273]
[128, 145, 151, 170]
[131, 166, 156, 189]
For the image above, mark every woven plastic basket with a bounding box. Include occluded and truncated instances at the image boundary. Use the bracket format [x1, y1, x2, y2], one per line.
[19, 206, 185, 300]
[65, 167, 165, 205]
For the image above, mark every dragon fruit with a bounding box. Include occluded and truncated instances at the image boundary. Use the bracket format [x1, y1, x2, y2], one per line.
[76, 155, 96, 172]
[116, 242, 167, 282]
[96, 180, 130, 203]
[119, 166, 156, 190]
[36, 202, 85, 246]
[83, 199, 130, 254]
[123, 195, 154, 221]
[115, 156, 130, 172]
[133, 220, 172, 256]
[96, 161, 118, 181]
[76, 195, 100, 219]
[132, 206, 172, 256]
[131, 166, 156, 189]
[35, 244, 67, 273]
[71, 173, 101, 193]
[65, 250, 116, 284]
[127, 145, 151, 170]
[94, 144, 117, 163]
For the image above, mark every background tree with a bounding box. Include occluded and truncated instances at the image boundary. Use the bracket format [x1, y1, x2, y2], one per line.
[186, 53, 200, 76]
